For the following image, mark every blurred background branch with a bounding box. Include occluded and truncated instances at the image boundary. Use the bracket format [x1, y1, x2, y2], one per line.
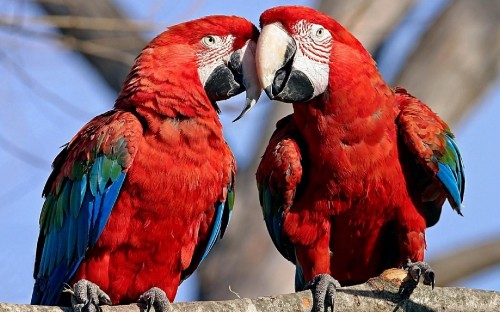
[34, 0, 145, 91]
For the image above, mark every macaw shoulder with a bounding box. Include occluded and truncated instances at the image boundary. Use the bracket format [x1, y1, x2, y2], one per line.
[44, 110, 143, 195]
[394, 87, 451, 173]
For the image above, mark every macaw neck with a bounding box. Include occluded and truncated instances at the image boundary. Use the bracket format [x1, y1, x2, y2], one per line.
[114, 47, 220, 133]
[292, 64, 396, 162]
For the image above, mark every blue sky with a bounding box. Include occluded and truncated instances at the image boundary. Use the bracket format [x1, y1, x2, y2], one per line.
[0, 0, 499, 304]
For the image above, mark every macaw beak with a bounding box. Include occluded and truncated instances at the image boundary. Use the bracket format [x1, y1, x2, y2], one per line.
[204, 39, 261, 121]
[233, 39, 261, 122]
[256, 23, 314, 103]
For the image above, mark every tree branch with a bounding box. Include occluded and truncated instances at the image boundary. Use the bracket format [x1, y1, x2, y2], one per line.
[429, 237, 500, 286]
[0, 14, 165, 32]
[4, 270, 499, 311]
[35, 0, 148, 92]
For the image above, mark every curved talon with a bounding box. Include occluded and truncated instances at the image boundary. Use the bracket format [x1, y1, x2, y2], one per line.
[404, 260, 435, 289]
[303, 274, 340, 312]
[65, 279, 111, 312]
[138, 287, 171, 312]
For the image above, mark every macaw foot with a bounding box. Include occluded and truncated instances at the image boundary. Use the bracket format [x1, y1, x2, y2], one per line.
[303, 274, 340, 312]
[63, 279, 112, 312]
[138, 287, 171, 312]
[399, 260, 436, 297]
[404, 259, 435, 289]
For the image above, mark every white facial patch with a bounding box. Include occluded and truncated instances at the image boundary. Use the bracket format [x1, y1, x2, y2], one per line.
[197, 35, 234, 87]
[292, 50, 330, 99]
[291, 20, 333, 98]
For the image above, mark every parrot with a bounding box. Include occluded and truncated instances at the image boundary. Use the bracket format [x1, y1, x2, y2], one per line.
[30, 15, 261, 311]
[254, 6, 464, 312]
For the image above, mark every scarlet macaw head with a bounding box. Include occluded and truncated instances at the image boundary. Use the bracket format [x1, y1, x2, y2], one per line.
[123, 15, 261, 119]
[256, 6, 370, 103]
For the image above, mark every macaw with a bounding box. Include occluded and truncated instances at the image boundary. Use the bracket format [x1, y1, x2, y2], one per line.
[31, 15, 260, 311]
[254, 6, 464, 312]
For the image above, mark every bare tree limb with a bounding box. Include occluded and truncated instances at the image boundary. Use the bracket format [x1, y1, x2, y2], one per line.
[429, 238, 500, 286]
[35, 0, 148, 91]
[0, 15, 165, 32]
[318, 0, 416, 52]
[3, 269, 500, 311]
[394, 0, 500, 127]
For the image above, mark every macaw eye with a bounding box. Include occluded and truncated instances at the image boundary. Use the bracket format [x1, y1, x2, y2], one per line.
[201, 35, 220, 47]
[311, 24, 330, 41]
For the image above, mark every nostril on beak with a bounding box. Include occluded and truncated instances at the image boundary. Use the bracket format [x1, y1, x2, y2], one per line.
[273, 68, 288, 95]
[271, 52, 294, 96]
[228, 51, 243, 84]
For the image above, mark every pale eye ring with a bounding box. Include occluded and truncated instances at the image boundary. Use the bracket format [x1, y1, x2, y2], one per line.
[201, 35, 218, 47]
[316, 28, 324, 37]
[310, 24, 330, 41]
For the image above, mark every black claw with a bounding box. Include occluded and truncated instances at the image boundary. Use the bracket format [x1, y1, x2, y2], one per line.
[424, 270, 436, 289]
[66, 279, 111, 312]
[304, 274, 339, 312]
[404, 260, 436, 290]
[138, 287, 171, 312]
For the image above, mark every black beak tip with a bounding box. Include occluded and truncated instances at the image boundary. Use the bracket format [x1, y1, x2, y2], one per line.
[264, 85, 275, 100]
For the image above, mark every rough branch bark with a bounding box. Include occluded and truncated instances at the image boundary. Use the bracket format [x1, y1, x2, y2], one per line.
[3, 269, 500, 311]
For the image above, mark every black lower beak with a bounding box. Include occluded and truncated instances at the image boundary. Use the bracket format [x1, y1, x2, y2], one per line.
[204, 52, 244, 102]
[266, 69, 314, 103]
[264, 40, 314, 103]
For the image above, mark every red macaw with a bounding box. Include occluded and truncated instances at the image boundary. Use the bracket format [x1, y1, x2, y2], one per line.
[31, 15, 260, 311]
[255, 6, 464, 312]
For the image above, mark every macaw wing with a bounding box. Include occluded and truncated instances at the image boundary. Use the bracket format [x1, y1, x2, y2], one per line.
[200, 172, 234, 263]
[256, 115, 303, 264]
[395, 87, 465, 226]
[31, 110, 143, 305]
[181, 167, 235, 281]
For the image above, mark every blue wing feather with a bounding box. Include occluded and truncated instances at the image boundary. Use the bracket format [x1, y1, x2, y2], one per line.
[90, 173, 126, 246]
[436, 134, 465, 214]
[199, 179, 234, 264]
[259, 185, 295, 264]
[200, 201, 224, 263]
[31, 155, 127, 305]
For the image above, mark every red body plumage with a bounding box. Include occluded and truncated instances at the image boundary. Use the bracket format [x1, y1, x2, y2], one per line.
[256, 6, 464, 288]
[32, 15, 259, 306]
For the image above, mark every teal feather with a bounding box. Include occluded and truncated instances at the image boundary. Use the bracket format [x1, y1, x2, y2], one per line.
[101, 156, 112, 184]
[47, 197, 58, 233]
[46, 231, 56, 275]
[436, 134, 465, 214]
[110, 160, 122, 182]
[76, 190, 92, 259]
[56, 181, 71, 228]
[89, 157, 102, 196]
[201, 201, 224, 263]
[69, 179, 82, 219]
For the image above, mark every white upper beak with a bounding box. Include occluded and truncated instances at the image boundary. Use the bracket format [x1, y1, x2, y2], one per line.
[233, 39, 262, 121]
[256, 23, 294, 93]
